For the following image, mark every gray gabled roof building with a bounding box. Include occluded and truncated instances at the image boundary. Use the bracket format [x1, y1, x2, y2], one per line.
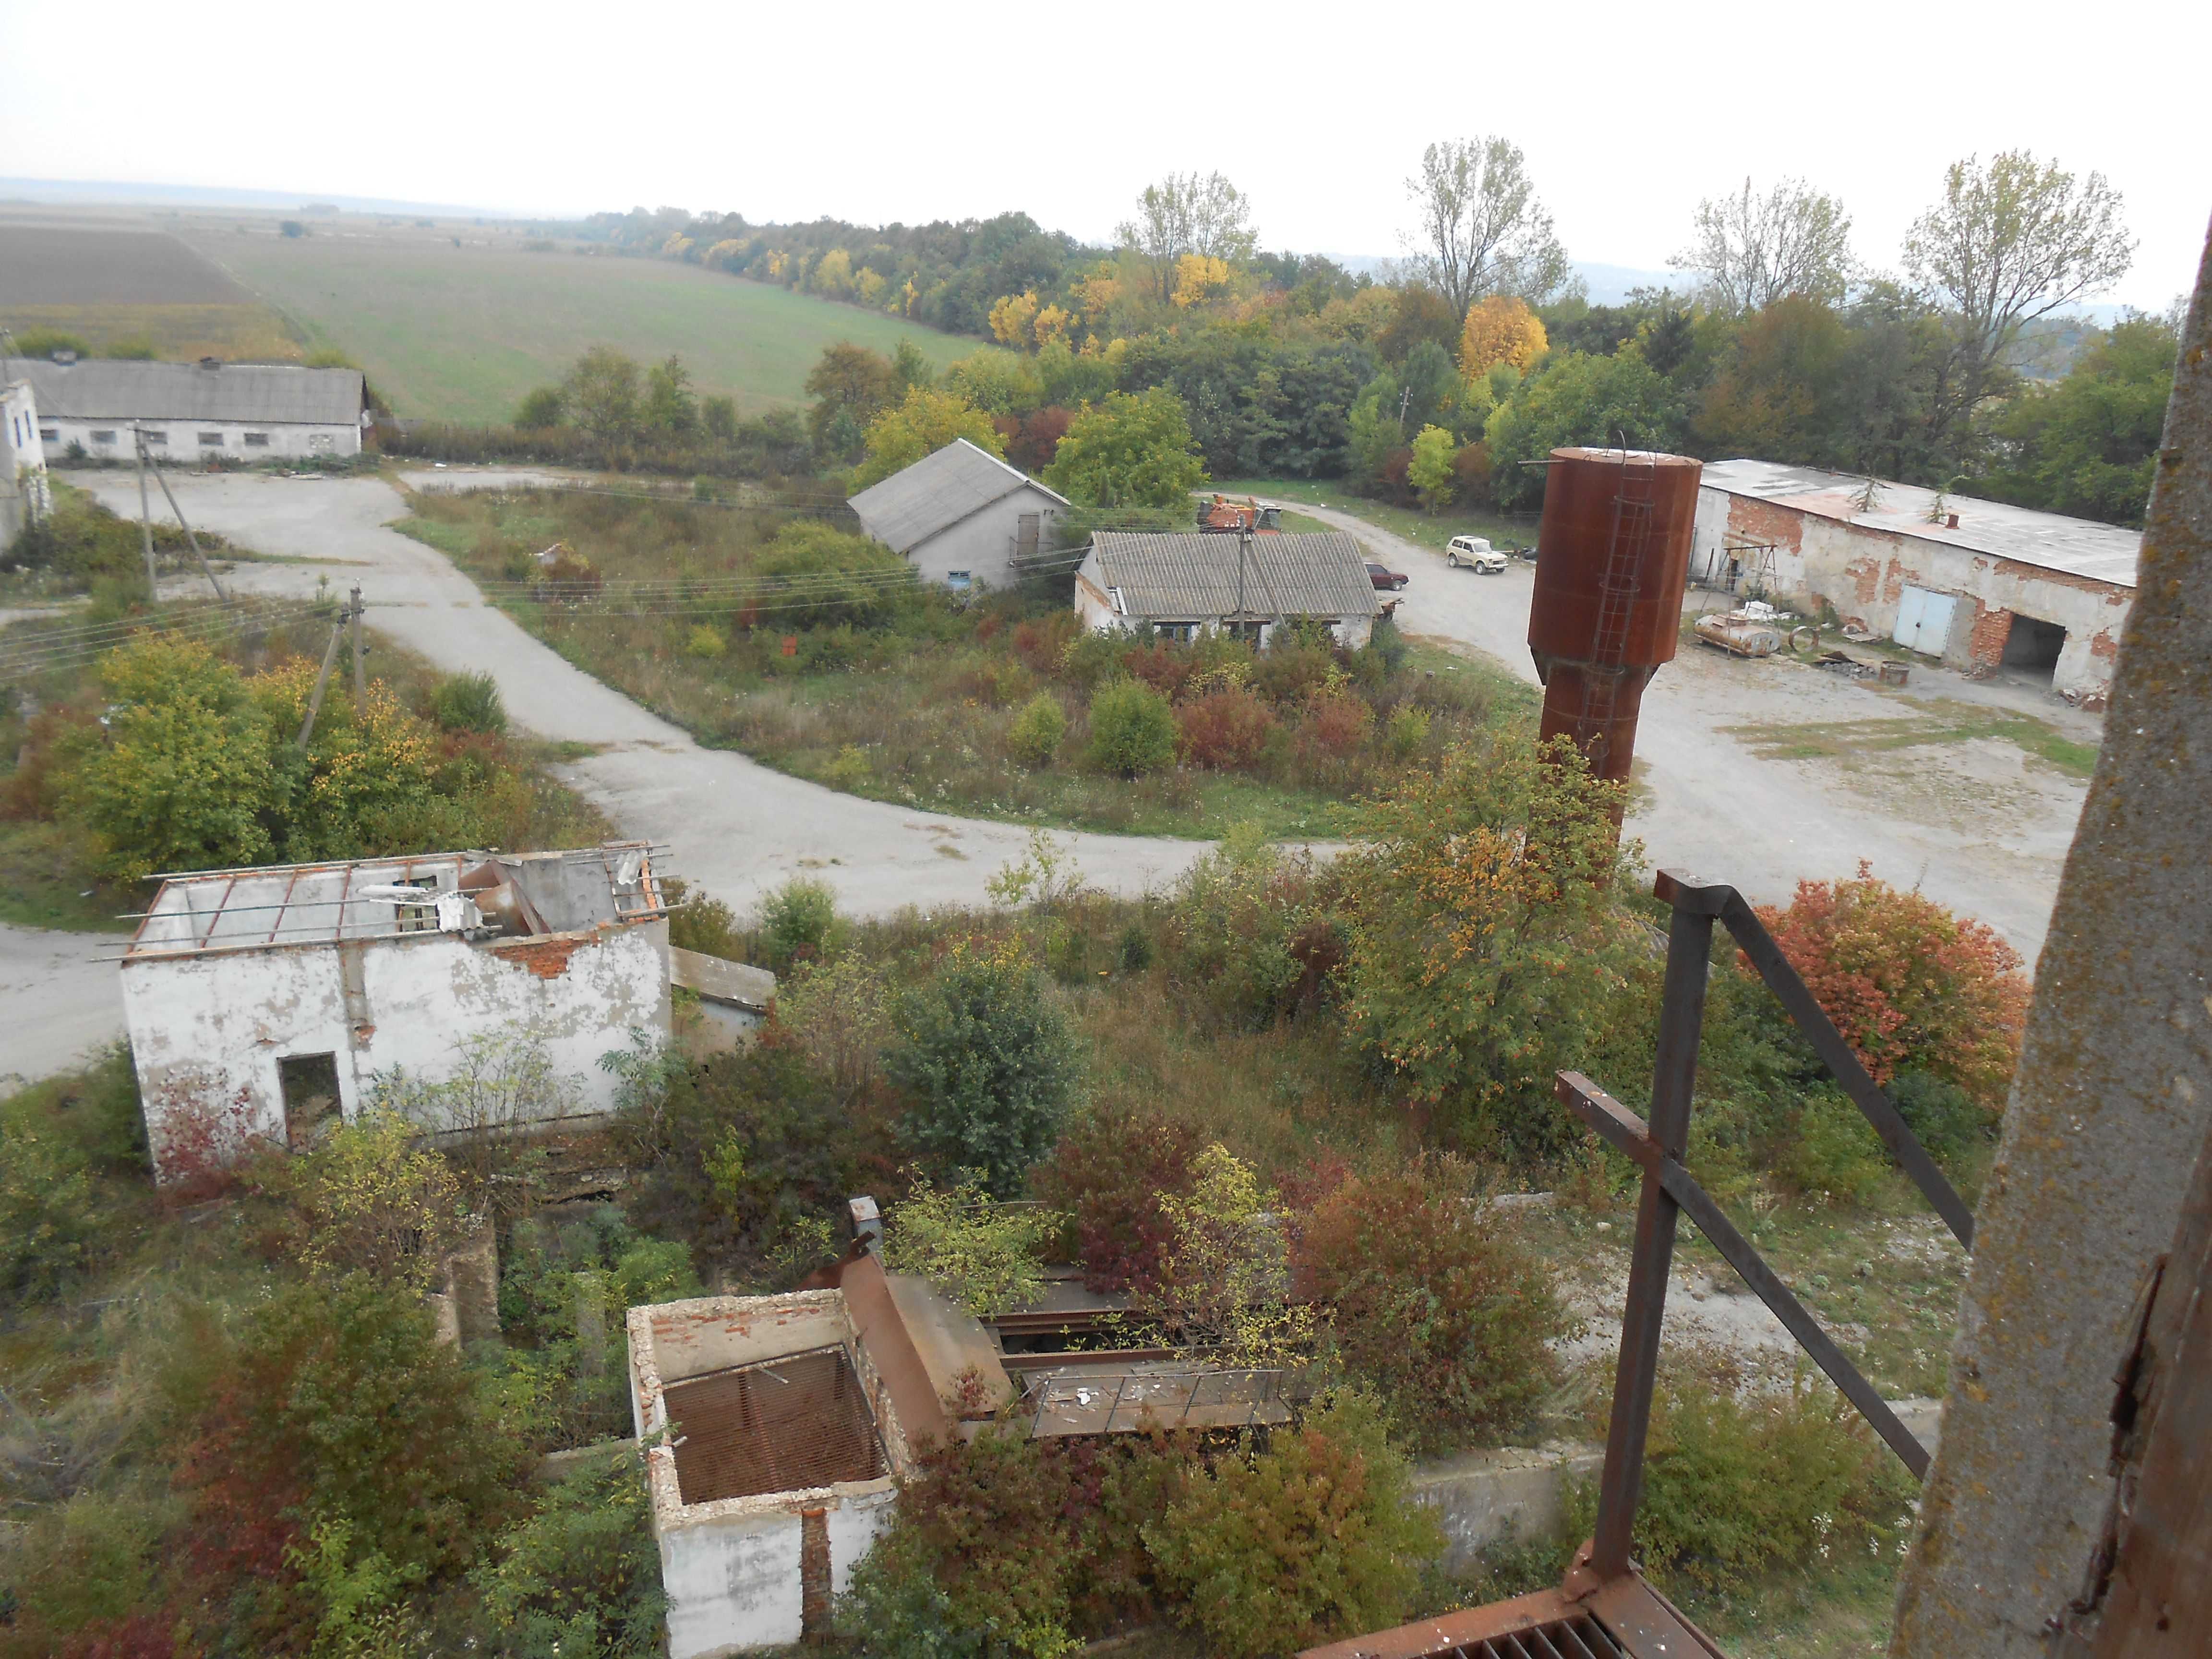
[848, 438, 1070, 588]
[1074, 530, 1382, 648]
[2, 357, 367, 427]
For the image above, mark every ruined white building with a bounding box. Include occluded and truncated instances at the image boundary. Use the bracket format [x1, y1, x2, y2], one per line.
[120, 844, 670, 1180]
[1, 372, 49, 548]
[627, 1269, 935, 1656]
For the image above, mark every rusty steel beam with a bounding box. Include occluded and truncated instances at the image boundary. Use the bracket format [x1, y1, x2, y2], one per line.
[1588, 892, 1715, 1579]
[1559, 1070, 1931, 1479]
[1681, 872, 1975, 1248]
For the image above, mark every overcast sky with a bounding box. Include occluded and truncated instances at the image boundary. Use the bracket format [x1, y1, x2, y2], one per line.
[5, 0, 2206, 312]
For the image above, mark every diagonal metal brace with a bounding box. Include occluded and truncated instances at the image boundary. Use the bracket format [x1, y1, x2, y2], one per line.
[1559, 1070, 1931, 1479]
[1655, 870, 1975, 1250]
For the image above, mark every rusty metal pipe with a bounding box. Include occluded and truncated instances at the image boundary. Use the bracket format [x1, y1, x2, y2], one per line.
[1527, 447, 1703, 793]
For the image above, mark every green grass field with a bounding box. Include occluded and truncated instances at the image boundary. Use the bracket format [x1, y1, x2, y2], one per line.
[185, 229, 981, 422]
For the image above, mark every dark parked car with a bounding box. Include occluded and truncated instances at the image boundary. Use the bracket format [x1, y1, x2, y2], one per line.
[1365, 561, 1408, 591]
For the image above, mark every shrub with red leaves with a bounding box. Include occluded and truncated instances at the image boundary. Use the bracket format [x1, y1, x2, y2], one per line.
[1032, 1106, 1202, 1294]
[1756, 862, 2029, 1110]
[1174, 686, 1277, 770]
[1299, 693, 1374, 760]
[1005, 407, 1076, 473]
[1012, 613, 1079, 675]
[1293, 1159, 1563, 1455]
[1122, 640, 1196, 702]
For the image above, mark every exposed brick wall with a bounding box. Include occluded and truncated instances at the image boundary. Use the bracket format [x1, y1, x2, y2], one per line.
[488, 935, 586, 979]
[1967, 603, 2015, 669]
[799, 1507, 831, 1643]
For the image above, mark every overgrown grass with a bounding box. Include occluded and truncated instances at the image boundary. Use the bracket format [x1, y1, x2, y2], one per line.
[397, 486, 1536, 840]
[1719, 697, 2100, 780]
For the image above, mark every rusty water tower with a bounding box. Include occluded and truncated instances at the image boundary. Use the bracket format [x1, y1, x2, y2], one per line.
[1526, 447, 1703, 801]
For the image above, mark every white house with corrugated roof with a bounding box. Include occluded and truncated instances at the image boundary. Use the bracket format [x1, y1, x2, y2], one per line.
[847, 437, 1070, 588]
[1073, 530, 1382, 649]
[0, 354, 369, 464]
[1, 370, 49, 547]
[1694, 459, 2141, 701]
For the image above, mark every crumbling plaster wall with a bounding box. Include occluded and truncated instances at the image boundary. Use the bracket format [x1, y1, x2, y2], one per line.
[121, 918, 668, 1178]
[1692, 487, 2130, 693]
[627, 1293, 903, 1658]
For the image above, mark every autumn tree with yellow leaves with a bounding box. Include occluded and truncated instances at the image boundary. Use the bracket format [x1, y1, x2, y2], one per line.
[1458, 295, 1549, 377]
[850, 385, 1007, 488]
[1340, 731, 1636, 1159]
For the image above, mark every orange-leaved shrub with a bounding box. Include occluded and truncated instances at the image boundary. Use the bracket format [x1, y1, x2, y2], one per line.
[1756, 862, 2029, 1110]
[1175, 686, 1278, 769]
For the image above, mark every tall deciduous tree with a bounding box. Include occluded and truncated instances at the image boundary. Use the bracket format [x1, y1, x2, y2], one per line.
[849, 386, 1004, 489]
[1042, 387, 1208, 508]
[561, 345, 641, 441]
[1903, 150, 2135, 409]
[804, 341, 900, 457]
[1671, 176, 1856, 315]
[1403, 137, 1574, 320]
[1459, 295, 1550, 377]
[1118, 172, 1258, 303]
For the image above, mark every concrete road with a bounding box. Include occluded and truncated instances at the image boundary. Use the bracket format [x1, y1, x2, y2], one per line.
[7, 469, 1214, 1080]
[0, 923, 130, 1086]
[1306, 497, 2093, 960]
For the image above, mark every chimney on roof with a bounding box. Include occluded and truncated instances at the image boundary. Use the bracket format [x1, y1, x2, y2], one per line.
[198, 357, 221, 371]
[1946, 512, 1959, 529]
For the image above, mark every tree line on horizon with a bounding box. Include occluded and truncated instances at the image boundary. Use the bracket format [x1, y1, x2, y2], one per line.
[542, 143, 2166, 528]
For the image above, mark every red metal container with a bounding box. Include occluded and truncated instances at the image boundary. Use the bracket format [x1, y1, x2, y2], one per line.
[1527, 448, 1703, 787]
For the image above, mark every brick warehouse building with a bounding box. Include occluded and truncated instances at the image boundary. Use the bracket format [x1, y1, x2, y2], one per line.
[1693, 459, 2140, 703]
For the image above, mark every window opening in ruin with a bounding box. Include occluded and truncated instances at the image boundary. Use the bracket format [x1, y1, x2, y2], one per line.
[278, 1052, 343, 1152]
[663, 1344, 887, 1505]
[392, 877, 439, 933]
[2001, 615, 2067, 686]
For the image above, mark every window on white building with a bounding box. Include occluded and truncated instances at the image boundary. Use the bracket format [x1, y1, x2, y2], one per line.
[243, 432, 271, 447]
[39, 427, 59, 443]
[91, 429, 118, 444]
[142, 431, 168, 445]
[197, 432, 223, 445]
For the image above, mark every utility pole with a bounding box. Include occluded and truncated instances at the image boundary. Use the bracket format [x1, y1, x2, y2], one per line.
[297, 598, 351, 748]
[134, 429, 157, 597]
[350, 585, 366, 710]
[144, 457, 226, 601]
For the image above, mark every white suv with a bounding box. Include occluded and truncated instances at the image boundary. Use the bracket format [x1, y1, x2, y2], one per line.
[1446, 535, 1508, 574]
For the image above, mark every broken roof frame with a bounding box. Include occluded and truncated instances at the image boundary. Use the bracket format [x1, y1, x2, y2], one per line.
[119, 841, 667, 962]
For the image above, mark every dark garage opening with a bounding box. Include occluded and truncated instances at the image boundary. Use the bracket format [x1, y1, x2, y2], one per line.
[278, 1052, 342, 1151]
[2001, 615, 2067, 685]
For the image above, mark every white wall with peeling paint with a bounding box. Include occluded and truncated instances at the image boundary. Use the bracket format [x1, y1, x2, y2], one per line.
[120, 918, 668, 1179]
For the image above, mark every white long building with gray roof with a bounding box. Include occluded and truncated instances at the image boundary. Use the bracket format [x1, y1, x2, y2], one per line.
[847, 437, 1070, 588]
[1074, 529, 1382, 649]
[1, 354, 369, 464]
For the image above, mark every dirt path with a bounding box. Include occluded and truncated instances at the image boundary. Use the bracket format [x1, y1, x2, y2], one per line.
[1300, 498, 2092, 958]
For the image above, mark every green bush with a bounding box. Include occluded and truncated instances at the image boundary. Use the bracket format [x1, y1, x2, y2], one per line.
[0, 1115, 95, 1301]
[1144, 1390, 1443, 1659]
[881, 1177, 1052, 1318]
[431, 671, 508, 735]
[759, 875, 839, 970]
[174, 1275, 533, 1584]
[1578, 1371, 1919, 1595]
[515, 386, 566, 430]
[1083, 678, 1176, 777]
[1890, 1069, 1989, 1168]
[684, 624, 727, 660]
[471, 1459, 666, 1657]
[1007, 692, 1067, 770]
[886, 951, 1082, 1196]
[1295, 1160, 1564, 1455]
[1774, 1088, 1888, 1204]
[663, 880, 744, 959]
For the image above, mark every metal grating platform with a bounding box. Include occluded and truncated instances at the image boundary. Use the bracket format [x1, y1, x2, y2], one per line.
[664, 1344, 887, 1505]
[1431, 1615, 1625, 1659]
